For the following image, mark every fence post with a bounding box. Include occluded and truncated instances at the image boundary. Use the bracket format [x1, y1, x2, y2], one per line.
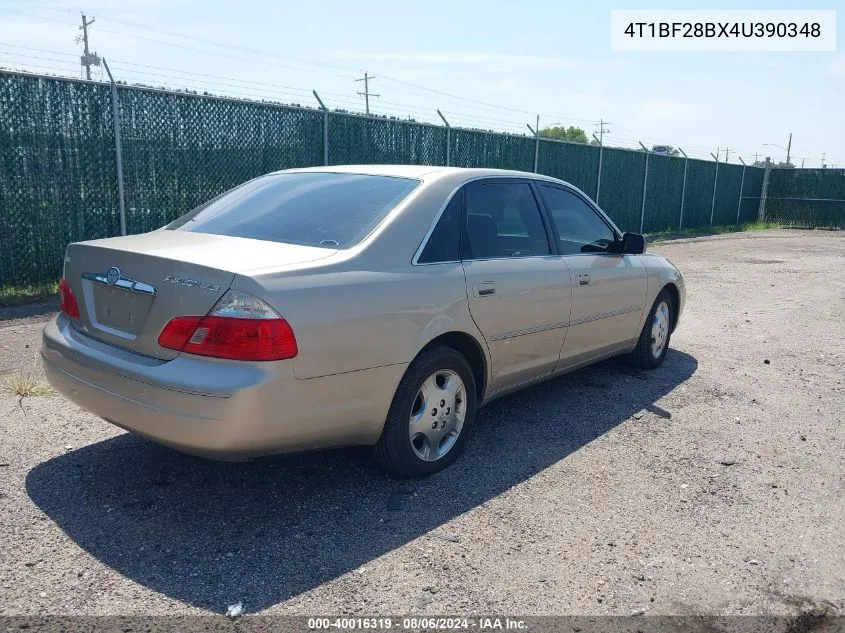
[736, 157, 747, 224]
[758, 157, 772, 221]
[437, 110, 450, 166]
[638, 142, 649, 233]
[709, 152, 720, 226]
[102, 59, 126, 236]
[678, 148, 688, 229]
[313, 90, 329, 166]
[592, 133, 603, 203]
[533, 115, 540, 173]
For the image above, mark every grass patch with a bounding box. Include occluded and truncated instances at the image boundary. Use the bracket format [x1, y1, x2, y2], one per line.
[0, 282, 59, 308]
[648, 221, 782, 243]
[2, 362, 54, 398]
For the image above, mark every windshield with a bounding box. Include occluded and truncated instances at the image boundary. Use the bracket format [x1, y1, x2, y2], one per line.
[166, 172, 420, 249]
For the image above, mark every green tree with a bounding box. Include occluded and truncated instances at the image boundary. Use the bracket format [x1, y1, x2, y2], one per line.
[538, 125, 589, 144]
[753, 160, 794, 168]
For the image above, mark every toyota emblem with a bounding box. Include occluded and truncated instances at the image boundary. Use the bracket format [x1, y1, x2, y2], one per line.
[106, 267, 121, 286]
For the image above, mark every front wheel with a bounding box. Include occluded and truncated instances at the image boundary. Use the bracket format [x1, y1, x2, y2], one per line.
[630, 289, 674, 369]
[374, 346, 477, 478]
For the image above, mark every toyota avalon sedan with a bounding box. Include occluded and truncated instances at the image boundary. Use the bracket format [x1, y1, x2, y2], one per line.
[42, 165, 685, 477]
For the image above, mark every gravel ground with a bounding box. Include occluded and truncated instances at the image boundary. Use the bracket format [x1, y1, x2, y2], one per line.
[0, 229, 842, 619]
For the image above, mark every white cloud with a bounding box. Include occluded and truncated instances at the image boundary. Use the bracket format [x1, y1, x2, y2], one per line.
[829, 54, 845, 76]
[334, 50, 575, 70]
[563, 91, 610, 110]
[633, 99, 705, 124]
[480, 78, 519, 93]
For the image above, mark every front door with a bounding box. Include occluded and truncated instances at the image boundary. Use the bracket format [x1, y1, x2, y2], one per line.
[535, 184, 647, 366]
[461, 180, 572, 393]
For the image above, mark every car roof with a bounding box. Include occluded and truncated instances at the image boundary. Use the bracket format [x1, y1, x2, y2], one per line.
[279, 164, 567, 183]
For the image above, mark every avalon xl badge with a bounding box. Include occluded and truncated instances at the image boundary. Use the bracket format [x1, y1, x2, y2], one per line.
[163, 275, 221, 293]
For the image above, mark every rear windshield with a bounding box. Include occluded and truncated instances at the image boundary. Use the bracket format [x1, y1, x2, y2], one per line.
[166, 172, 420, 249]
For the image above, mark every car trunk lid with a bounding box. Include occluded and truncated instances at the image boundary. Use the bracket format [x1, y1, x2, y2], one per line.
[63, 230, 335, 360]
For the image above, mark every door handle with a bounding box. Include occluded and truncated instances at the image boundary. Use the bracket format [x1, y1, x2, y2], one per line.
[577, 273, 591, 286]
[474, 281, 496, 297]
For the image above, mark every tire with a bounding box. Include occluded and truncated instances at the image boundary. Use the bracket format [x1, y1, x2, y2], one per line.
[630, 289, 674, 369]
[374, 346, 478, 478]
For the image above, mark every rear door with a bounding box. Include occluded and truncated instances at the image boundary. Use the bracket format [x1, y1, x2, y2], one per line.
[460, 179, 572, 393]
[536, 184, 647, 366]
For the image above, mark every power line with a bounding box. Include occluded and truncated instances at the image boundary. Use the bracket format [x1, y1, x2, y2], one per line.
[0, 2, 603, 127]
[2, 6, 832, 161]
[0, 43, 78, 58]
[0, 8, 354, 82]
[0, 46, 530, 130]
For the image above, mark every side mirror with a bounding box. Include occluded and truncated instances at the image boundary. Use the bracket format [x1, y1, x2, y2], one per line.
[619, 232, 646, 255]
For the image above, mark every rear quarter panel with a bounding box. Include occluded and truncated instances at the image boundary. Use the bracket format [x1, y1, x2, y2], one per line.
[232, 263, 487, 381]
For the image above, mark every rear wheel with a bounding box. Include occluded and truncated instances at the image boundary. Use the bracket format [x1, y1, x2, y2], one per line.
[374, 346, 477, 478]
[630, 289, 673, 369]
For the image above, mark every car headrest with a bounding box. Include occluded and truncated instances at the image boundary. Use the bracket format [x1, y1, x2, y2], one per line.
[466, 214, 499, 259]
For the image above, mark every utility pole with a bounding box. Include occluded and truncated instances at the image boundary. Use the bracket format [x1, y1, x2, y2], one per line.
[758, 157, 771, 221]
[592, 132, 605, 203]
[437, 110, 451, 166]
[77, 13, 99, 80]
[709, 151, 720, 226]
[678, 148, 688, 230]
[821, 153, 827, 168]
[786, 132, 792, 166]
[638, 141, 650, 233]
[596, 119, 611, 146]
[526, 116, 540, 173]
[355, 72, 379, 115]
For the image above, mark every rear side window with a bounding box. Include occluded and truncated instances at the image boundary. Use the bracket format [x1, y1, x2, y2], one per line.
[167, 172, 420, 249]
[417, 190, 463, 264]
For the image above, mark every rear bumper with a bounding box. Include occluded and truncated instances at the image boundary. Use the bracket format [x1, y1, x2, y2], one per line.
[42, 315, 404, 459]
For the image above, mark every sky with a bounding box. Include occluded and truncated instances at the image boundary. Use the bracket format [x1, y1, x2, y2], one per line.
[0, 0, 842, 166]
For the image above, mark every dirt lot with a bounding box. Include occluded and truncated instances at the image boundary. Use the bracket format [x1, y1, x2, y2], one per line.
[0, 229, 842, 619]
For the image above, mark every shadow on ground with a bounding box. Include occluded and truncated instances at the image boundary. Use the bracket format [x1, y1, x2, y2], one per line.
[0, 298, 59, 322]
[26, 351, 697, 613]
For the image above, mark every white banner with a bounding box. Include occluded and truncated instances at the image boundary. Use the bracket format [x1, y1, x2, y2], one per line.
[610, 10, 836, 52]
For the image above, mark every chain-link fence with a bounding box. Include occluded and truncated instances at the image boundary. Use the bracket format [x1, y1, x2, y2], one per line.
[118, 86, 324, 235]
[764, 167, 845, 229]
[1, 69, 842, 289]
[0, 73, 119, 287]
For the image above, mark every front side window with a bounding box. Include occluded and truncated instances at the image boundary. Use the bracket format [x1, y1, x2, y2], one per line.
[538, 185, 616, 255]
[167, 172, 420, 249]
[462, 182, 551, 260]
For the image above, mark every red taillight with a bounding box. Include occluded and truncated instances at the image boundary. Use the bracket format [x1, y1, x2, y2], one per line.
[157, 316, 203, 350]
[158, 315, 298, 361]
[59, 278, 80, 319]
